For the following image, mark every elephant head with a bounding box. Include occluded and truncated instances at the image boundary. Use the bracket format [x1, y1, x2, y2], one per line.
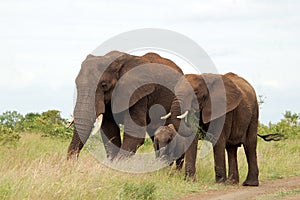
[168, 73, 242, 137]
[67, 51, 125, 157]
[154, 124, 185, 163]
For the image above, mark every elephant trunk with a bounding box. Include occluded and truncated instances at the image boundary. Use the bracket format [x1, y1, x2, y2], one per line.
[171, 97, 193, 137]
[67, 87, 105, 159]
[67, 127, 84, 160]
[158, 146, 168, 158]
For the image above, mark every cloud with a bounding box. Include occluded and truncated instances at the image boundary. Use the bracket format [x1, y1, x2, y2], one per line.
[0, 0, 299, 123]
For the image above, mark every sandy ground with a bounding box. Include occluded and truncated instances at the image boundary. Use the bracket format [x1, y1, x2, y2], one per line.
[175, 176, 300, 200]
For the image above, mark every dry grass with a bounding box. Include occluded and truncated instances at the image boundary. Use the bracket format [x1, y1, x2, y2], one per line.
[0, 133, 299, 199]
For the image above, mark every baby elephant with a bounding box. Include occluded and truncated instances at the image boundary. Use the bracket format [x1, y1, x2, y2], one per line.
[154, 124, 193, 174]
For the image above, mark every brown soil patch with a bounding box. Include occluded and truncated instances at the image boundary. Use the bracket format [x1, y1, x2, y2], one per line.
[175, 176, 300, 200]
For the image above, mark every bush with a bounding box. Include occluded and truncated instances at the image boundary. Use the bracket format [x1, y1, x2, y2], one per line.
[0, 110, 73, 146]
[0, 126, 20, 146]
[31, 110, 73, 140]
[259, 111, 300, 139]
[22, 112, 42, 132]
[0, 111, 22, 146]
[0, 111, 23, 132]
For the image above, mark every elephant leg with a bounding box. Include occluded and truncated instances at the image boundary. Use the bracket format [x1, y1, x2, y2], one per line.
[120, 132, 145, 157]
[242, 141, 259, 186]
[242, 114, 259, 186]
[226, 145, 239, 184]
[118, 97, 148, 158]
[243, 134, 259, 186]
[100, 118, 121, 160]
[67, 129, 84, 160]
[176, 154, 184, 170]
[213, 139, 227, 183]
[184, 135, 198, 181]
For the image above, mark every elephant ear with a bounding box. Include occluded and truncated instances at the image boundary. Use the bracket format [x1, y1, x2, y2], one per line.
[111, 58, 156, 114]
[202, 74, 242, 123]
[111, 54, 182, 114]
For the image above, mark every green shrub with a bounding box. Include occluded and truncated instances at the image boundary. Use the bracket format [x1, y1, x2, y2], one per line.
[35, 110, 73, 140]
[259, 111, 300, 139]
[0, 111, 22, 146]
[21, 110, 73, 140]
[0, 110, 73, 143]
[22, 112, 42, 132]
[0, 125, 20, 146]
[0, 111, 23, 132]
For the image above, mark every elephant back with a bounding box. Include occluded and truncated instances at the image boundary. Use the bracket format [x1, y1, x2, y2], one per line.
[142, 52, 184, 75]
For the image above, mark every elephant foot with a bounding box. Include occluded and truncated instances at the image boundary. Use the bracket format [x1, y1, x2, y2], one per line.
[225, 178, 239, 185]
[226, 174, 239, 185]
[215, 176, 226, 184]
[67, 150, 79, 161]
[242, 179, 259, 186]
[115, 150, 134, 161]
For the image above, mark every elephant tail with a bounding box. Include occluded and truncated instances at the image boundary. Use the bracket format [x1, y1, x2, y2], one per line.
[257, 133, 284, 141]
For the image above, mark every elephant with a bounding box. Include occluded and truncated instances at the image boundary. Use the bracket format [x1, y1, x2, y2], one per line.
[154, 124, 185, 170]
[67, 50, 184, 160]
[155, 72, 282, 186]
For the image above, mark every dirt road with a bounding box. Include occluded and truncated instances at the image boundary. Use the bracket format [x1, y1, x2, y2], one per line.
[176, 176, 300, 200]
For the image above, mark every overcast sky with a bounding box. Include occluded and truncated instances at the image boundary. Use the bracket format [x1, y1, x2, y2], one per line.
[0, 0, 299, 124]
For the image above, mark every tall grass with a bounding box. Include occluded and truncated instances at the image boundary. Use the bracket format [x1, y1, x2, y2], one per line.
[0, 133, 299, 199]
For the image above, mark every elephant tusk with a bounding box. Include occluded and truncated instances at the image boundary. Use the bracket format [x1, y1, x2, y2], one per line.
[65, 117, 74, 128]
[91, 114, 103, 135]
[177, 110, 189, 119]
[160, 112, 171, 120]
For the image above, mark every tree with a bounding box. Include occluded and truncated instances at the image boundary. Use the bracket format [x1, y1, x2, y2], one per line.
[0, 111, 23, 131]
[0, 111, 23, 146]
[257, 95, 266, 110]
[283, 111, 299, 126]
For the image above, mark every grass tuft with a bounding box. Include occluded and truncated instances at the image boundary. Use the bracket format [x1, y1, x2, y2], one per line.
[119, 182, 156, 200]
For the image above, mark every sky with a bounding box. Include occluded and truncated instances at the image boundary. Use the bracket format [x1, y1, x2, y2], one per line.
[0, 0, 299, 124]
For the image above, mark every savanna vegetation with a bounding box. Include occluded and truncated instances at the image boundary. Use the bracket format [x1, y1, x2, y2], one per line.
[0, 110, 299, 199]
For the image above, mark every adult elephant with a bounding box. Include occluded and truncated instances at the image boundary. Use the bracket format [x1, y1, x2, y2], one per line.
[157, 72, 282, 186]
[67, 51, 183, 160]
